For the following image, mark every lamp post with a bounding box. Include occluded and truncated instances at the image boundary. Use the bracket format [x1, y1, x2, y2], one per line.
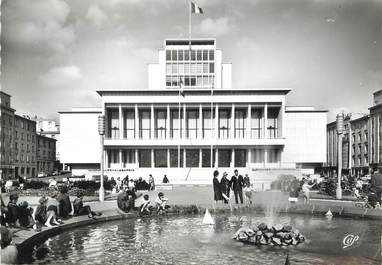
[98, 115, 105, 202]
[336, 113, 344, 199]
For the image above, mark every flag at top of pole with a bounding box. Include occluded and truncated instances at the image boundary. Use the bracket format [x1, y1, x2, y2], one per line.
[191, 2, 203, 14]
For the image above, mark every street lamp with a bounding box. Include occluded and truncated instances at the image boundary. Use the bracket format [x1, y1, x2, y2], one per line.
[336, 112, 344, 199]
[98, 115, 105, 202]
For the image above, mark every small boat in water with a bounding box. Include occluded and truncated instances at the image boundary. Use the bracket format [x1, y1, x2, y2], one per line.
[202, 208, 215, 225]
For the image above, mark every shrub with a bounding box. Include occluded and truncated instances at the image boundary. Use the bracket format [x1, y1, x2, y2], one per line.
[271, 175, 297, 191]
[24, 180, 49, 190]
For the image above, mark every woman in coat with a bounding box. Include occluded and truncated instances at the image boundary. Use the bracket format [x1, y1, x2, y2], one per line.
[213, 170, 222, 203]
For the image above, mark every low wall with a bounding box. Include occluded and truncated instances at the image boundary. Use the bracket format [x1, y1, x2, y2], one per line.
[15, 202, 382, 259]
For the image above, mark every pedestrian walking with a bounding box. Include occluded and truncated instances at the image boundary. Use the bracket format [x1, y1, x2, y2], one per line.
[220, 172, 231, 204]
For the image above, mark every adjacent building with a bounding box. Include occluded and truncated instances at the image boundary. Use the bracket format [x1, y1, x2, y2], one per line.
[325, 90, 382, 177]
[0, 92, 57, 180]
[36, 135, 57, 174]
[34, 118, 61, 161]
[0, 91, 15, 179]
[60, 38, 327, 188]
[14, 115, 37, 178]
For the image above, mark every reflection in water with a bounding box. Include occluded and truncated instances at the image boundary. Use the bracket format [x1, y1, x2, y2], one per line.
[21, 213, 381, 265]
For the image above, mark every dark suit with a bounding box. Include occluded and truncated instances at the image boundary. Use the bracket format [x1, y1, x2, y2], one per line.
[230, 174, 244, 204]
[220, 176, 230, 204]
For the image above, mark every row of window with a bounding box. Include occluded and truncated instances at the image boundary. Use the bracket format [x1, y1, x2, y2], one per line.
[107, 148, 280, 168]
[166, 49, 214, 61]
[107, 108, 279, 139]
[351, 131, 368, 143]
[166, 63, 214, 75]
[166, 75, 214, 87]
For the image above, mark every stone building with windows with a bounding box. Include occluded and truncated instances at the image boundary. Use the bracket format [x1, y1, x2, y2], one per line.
[59, 38, 327, 188]
[14, 115, 37, 178]
[0, 91, 16, 180]
[36, 134, 57, 175]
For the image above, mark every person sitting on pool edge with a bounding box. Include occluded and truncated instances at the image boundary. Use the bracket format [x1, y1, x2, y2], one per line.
[139, 194, 153, 216]
[155, 192, 170, 214]
[117, 186, 142, 213]
[73, 192, 102, 219]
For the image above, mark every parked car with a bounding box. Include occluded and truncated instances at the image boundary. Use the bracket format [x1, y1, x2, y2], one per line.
[37, 172, 47, 178]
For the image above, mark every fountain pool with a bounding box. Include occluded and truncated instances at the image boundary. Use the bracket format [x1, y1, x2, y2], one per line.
[19, 212, 381, 265]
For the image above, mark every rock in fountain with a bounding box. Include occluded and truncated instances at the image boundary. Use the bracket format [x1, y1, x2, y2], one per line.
[233, 224, 305, 246]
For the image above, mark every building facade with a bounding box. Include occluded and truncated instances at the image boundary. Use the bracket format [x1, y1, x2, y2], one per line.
[34, 118, 61, 161]
[0, 91, 16, 180]
[324, 90, 382, 177]
[60, 38, 327, 188]
[14, 115, 37, 178]
[36, 135, 57, 175]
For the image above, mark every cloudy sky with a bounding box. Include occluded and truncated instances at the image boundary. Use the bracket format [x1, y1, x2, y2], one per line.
[2, 0, 382, 122]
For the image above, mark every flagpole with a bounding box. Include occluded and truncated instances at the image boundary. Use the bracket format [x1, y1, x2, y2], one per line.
[178, 85, 181, 168]
[189, 0, 192, 46]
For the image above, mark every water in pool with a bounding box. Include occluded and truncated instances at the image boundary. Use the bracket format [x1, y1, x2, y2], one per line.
[21, 213, 381, 265]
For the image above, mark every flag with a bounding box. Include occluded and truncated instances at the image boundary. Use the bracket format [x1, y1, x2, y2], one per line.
[191, 2, 203, 14]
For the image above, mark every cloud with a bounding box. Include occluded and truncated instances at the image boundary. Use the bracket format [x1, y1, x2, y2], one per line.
[41, 65, 82, 86]
[86, 4, 109, 27]
[199, 17, 232, 36]
[2, 0, 75, 53]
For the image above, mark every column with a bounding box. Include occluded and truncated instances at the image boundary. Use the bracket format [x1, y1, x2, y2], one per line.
[215, 104, 219, 139]
[231, 104, 235, 138]
[247, 104, 251, 139]
[264, 148, 268, 168]
[215, 148, 219, 168]
[135, 104, 139, 139]
[279, 148, 283, 168]
[166, 104, 170, 139]
[167, 149, 170, 168]
[231, 149, 235, 168]
[119, 149, 123, 168]
[151, 149, 154, 168]
[247, 149, 251, 168]
[151, 104, 155, 139]
[198, 104, 203, 139]
[182, 104, 186, 139]
[119, 104, 123, 139]
[183, 148, 187, 168]
[135, 149, 138, 166]
[199, 148, 202, 168]
[263, 104, 268, 139]
[280, 101, 285, 138]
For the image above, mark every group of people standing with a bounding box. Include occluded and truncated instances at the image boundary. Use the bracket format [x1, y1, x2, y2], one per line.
[213, 169, 252, 204]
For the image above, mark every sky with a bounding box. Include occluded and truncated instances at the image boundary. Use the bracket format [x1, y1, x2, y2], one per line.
[2, 0, 382, 122]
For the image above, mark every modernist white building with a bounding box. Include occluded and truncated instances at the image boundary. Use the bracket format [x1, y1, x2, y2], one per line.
[59, 39, 327, 188]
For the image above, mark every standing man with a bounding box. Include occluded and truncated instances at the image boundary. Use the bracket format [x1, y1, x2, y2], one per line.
[220, 172, 231, 204]
[231, 169, 244, 204]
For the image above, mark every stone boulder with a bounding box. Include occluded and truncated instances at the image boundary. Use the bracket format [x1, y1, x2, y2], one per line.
[258, 223, 268, 231]
[272, 224, 283, 233]
[271, 237, 282, 246]
[282, 225, 293, 232]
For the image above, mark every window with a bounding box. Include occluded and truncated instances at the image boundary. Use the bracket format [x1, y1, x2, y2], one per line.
[184, 50, 190, 60]
[235, 109, 246, 138]
[218, 149, 231, 167]
[209, 50, 214, 60]
[202, 149, 215, 167]
[139, 110, 151, 139]
[186, 110, 198, 138]
[267, 108, 279, 138]
[166, 76, 171, 87]
[166, 50, 171, 60]
[155, 149, 167, 167]
[139, 149, 151, 168]
[171, 50, 177, 61]
[219, 109, 230, 138]
[209, 63, 214, 73]
[191, 50, 196, 60]
[108, 109, 119, 139]
[203, 109, 214, 138]
[124, 110, 135, 139]
[155, 110, 167, 139]
[202, 50, 208, 60]
[166, 63, 172, 74]
[178, 50, 184, 60]
[235, 149, 247, 167]
[108, 150, 119, 167]
[171, 109, 183, 139]
[268, 149, 279, 164]
[186, 149, 199, 167]
[170, 149, 183, 167]
[251, 109, 262, 138]
[251, 149, 264, 165]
